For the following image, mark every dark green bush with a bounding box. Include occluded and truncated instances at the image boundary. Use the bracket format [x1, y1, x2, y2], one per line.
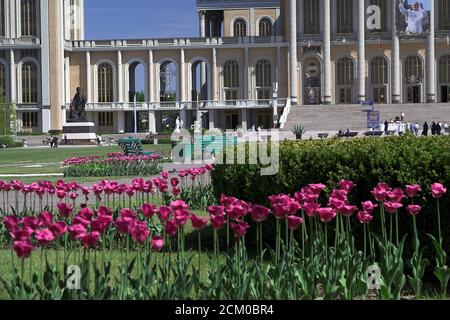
[142, 138, 173, 145]
[0, 136, 23, 148]
[212, 135, 450, 261]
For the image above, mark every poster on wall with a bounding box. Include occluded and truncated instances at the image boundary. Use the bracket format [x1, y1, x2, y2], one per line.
[396, 0, 431, 36]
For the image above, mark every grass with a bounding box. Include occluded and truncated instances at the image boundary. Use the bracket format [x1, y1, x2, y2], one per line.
[0, 145, 173, 177]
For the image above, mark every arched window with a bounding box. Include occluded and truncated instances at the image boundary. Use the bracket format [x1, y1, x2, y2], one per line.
[336, 0, 353, 34]
[255, 60, 272, 101]
[369, 0, 387, 32]
[439, 55, 450, 102]
[223, 61, 239, 102]
[370, 57, 388, 104]
[0, 0, 5, 37]
[404, 56, 423, 84]
[0, 63, 5, 98]
[233, 18, 247, 37]
[439, 0, 450, 30]
[21, 0, 37, 37]
[258, 18, 272, 36]
[304, 0, 320, 35]
[21, 62, 37, 103]
[98, 63, 114, 103]
[160, 61, 177, 103]
[336, 57, 354, 104]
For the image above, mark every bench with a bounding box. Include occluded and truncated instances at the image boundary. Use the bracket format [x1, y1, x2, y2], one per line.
[318, 133, 329, 139]
[336, 132, 358, 138]
[173, 135, 238, 160]
[117, 138, 155, 156]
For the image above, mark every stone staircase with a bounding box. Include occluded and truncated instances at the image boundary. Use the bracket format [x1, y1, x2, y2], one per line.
[283, 103, 450, 132]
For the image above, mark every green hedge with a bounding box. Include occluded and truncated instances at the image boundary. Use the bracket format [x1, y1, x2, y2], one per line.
[142, 138, 173, 145]
[0, 136, 23, 148]
[211, 135, 450, 258]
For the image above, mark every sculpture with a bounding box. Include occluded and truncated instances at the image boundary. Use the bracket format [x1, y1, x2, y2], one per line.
[68, 87, 87, 123]
[175, 116, 183, 133]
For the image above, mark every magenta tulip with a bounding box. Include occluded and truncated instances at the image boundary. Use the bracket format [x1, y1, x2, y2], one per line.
[384, 201, 403, 214]
[141, 203, 157, 218]
[405, 184, 422, 198]
[81, 231, 101, 248]
[317, 207, 336, 223]
[164, 219, 179, 237]
[230, 220, 250, 238]
[151, 235, 164, 251]
[249, 205, 271, 222]
[407, 205, 422, 216]
[210, 214, 226, 229]
[287, 215, 304, 230]
[130, 221, 150, 244]
[190, 214, 208, 230]
[371, 183, 391, 202]
[49, 221, 67, 238]
[13, 240, 35, 259]
[57, 202, 73, 218]
[357, 211, 373, 224]
[34, 228, 55, 246]
[361, 201, 378, 214]
[431, 183, 447, 199]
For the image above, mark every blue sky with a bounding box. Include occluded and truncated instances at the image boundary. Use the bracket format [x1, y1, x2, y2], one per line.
[85, 0, 199, 39]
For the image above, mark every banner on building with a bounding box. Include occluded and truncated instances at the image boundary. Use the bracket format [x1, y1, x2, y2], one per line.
[396, 0, 431, 36]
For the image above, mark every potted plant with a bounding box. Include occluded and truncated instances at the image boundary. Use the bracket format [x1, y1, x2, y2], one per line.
[292, 124, 305, 140]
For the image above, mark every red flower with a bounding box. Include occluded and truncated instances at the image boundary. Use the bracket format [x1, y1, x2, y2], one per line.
[3, 215, 19, 231]
[190, 214, 208, 230]
[49, 221, 68, 238]
[337, 205, 358, 217]
[384, 201, 403, 214]
[208, 205, 225, 217]
[249, 205, 271, 222]
[141, 203, 157, 218]
[57, 202, 73, 218]
[230, 220, 250, 238]
[302, 202, 320, 217]
[164, 219, 179, 237]
[11, 227, 34, 240]
[361, 201, 378, 214]
[34, 228, 55, 246]
[81, 232, 101, 248]
[339, 180, 354, 192]
[287, 215, 304, 230]
[308, 184, 326, 195]
[39, 211, 54, 227]
[431, 183, 447, 199]
[68, 224, 87, 240]
[371, 183, 391, 202]
[130, 221, 150, 244]
[22, 217, 42, 230]
[13, 240, 35, 259]
[114, 216, 135, 234]
[317, 207, 336, 223]
[158, 206, 172, 221]
[357, 211, 373, 224]
[407, 205, 422, 216]
[387, 188, 406, 203]
[210, 214, 226, 229]
[405, 184, 422, 198]
[151, 235, 164, 251]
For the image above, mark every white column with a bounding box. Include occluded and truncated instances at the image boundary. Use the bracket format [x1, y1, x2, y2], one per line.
[180, 49, 185, 102]
[118, 51, 123, 102]
[148, 110, 156, 133]
[357, 0, 365, 103]
[65, 56, 71, 104]
[426, 0, 436, 103]
[391, 0, 401, 104]
[209, 109, 215, 129]
[288, 0, 298, 104]
[201, 62, 207, 100]
[10, 50, 16, 103]
[148, 50, 154, 102]
[86, 51, 92, 103]
[323, 0, 332, 104]
[117, 111, 125, 133]
[250, 8, 255, 36]
[244, 47, 249, 99]
[199, 11, 206, 37]
[212, 48, 218, 100]
[241, 109, 248, 130]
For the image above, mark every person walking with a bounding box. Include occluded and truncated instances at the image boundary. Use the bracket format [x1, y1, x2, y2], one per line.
[384, 120, 389, 133]
[422, 122, 429, 136]
[437, 122, 442, 136]
[431, 122, 436, 135]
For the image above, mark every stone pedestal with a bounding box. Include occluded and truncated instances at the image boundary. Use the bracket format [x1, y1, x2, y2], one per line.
[62, 122, 96, 144]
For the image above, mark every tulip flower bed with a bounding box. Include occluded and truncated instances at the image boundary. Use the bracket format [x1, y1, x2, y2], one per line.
[0, 176, 449, 300]
[62, 153, 163, 177]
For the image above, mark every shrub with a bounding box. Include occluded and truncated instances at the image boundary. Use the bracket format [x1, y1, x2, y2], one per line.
[0, 136, 23, 148]
[211, 135, 450, 255]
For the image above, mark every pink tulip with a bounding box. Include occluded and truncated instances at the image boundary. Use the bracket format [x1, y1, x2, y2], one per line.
[170, 177, 180, 187]
[56, 190, 66, 200]
[97, 206, 113, 217]
[371, 183, 391, 202]
[330, 189, 348, 202]
[361, 201, 378, 214]
[164, 219, 179, 237]
[151, 235, 164, 251]
[158, 206, 172, 221]
[190, 214, 208, 230]
[387, 188, 406, 203]
[384, 201, 403, 214]
[287, 215, 304, 230]
[34, 228, 55, 246]
[210, 214, 226, 229]
[114, 216, 135, 234]
[141, 203, 157, 218]
[13, 240, 35, 258]
[308, 183, 326, 195]
[219, 195, 238, 207]
[81, 231, 101, 248]
[337, 205, 358, 217]
[120, 208, 137, 219]
[72, 215, 91, 227]
[3, 215, 19, 231]
[357, 211, 373, 224]
[407, 205, 422, 216]
[39, 211, 54, 227]
[49, 221, 67, 238]
[68, 224, 87, 240]
[250, 205, 271, 222]
[328, 197, 346, 210]
[79, 207, 94, 220]
[208, 205, 225, 217]
[57, 202, 73, 218]
[431, 183, 447, 199]
[130, 221, 151, 244]
[22, 217, 42, 230]
[302, 202, 320, 217]
[317, 207, 336, 223]
[339, 180, 354, 192]
[405, 184, 422, 198]
[230, 220, 250, 238]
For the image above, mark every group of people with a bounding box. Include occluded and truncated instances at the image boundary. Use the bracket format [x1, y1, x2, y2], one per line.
[421, 121, 449, 136]
[381, 115, 449, 137]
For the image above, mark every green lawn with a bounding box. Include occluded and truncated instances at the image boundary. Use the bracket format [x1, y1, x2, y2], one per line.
[0, 145, 172, 178]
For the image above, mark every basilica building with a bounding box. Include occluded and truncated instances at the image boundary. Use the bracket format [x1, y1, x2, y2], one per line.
[0, 0, 449, 133]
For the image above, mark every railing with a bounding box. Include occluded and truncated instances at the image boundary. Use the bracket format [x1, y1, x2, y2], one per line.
[279, 99, 291, 129]
[15, 103, 40, 110]
[0, 37, 41, 46]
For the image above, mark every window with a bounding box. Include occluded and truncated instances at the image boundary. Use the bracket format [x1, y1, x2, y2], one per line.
[22, 112, 38, 127]
[439, 0, 450, 30]
[223, 61, 239, 103]
[0, 63, 5, 97]
[438, 55, 450, 102]
[258, 18, 272, 36]
[369, 0, 387, 32]
[98, 63, 114, 103]
[336, 57, 354, 104]
[0, 0, 5, 37]
[160, 61, 177, 103]
[404, 56, 423, 84]
[257, 111, 272, 129]
[255, 60, 272, 101]
[336, 0, 353, 34]
[21, 0, 37, 37]
[233, 18, 247, 37]
[98, 112, 114, 127]
[21, 62, 37, 103]
[370, 57, 388, 104]
[304, 0, 320, 35]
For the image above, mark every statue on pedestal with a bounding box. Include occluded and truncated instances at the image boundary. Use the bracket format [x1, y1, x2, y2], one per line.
[68, 87, 87, 123]
[175, 116, 183, 133]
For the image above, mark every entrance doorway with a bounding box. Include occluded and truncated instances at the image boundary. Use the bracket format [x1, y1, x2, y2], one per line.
[225, 112, 239, 130]
[441, 86, 450, 103]
[303, 58, 321, 105]
[407, 85, 421, 103]
[373, 86, 387, 104]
